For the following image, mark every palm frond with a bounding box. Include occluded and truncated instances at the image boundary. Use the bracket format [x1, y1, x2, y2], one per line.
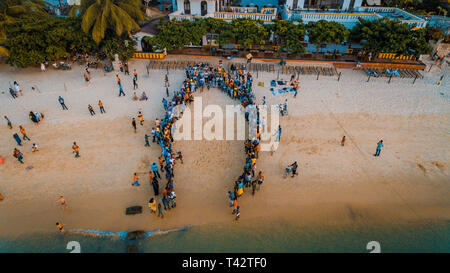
[81, 2, 100, 34]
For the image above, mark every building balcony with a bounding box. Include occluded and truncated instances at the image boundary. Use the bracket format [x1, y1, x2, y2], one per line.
[169, 7, 277, 23]
[284, 6, 427, 29]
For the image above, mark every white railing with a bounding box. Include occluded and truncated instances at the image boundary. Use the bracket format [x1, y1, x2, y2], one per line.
[357, 7, 395, 13]
[168, 10, 213, 21]
[290, 12, 380, 23]
[213, 12, 276, 22]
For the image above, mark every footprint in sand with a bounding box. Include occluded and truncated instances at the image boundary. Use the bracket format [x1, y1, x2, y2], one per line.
[432, 161, 446, 172]
[417, 163, 428, 174]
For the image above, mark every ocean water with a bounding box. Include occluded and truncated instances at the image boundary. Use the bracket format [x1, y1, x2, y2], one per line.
[0, 220, 448, 253]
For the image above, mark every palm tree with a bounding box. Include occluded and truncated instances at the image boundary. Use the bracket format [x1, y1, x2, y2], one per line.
[70, 0, 146, 44]
[0, 0, 49, 56]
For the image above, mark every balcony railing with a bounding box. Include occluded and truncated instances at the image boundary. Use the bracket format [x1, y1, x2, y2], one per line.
[214, 12, 276, 22]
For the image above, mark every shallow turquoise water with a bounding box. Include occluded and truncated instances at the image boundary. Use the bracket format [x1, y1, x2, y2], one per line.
[1, 221, 449, 253]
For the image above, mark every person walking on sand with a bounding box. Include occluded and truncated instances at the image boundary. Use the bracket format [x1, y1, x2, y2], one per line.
[13, 148, 24, 164]
[19, 126, 30, 141]
[166, 87, 169, 97]
[151, 162, 161, 179]
[148, 198, 157, 214]
[131, 118, 137, 133]
[275, 125, 281, 142]
[56, 222, 65, 233]
[133, 69, 138, 81]
[138, 111, 144, 126]
[84, 71, 90, 86]
[165, 74, 170, 87]
[235, 206, 240, 220]
[116, 74, 121, 86]
[133, 77, 138, 90]
[374, 140, 384, 157]
[88, 104, 95, 116]
[57, 196, 68, 210]
[98, 100, 106, 113]
[58, 96, 68, 110]
[72, 142, 80, 158]
[118, 84, 125, 97]
[4, 116, 12, 129]
[132, 173, 140, 186]
[13, 133, 22, 146]
[157, 203, 164, 218]
[124, 63, 129, 75]
[341, 136, 346, 146]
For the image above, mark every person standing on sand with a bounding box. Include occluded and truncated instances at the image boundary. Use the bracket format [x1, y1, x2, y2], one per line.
[148, 198, 157, 214]
[13, 133, 22, 146]
[132, 173, 140, 186]
[133, 69, 138, 81]
[124, 63, 129, 75]
[165, 74, 170, 87]
[152, 176, 160, 195]
[56, 222, 65, 233]
[341, 136, 346, 146]
[144, 134, 150, 147]
[88, 104, 95, 116]
[374, 140, 384, 157]
[4, 116, 12, 129]
[58, 96, 68, 110]
[131, 118, 137, 133]
[98, 100, 106, 113]
[151, 162, 160, 179]
[19, 126, 30, 141]
[57, 196, 68, 210]
[138, 111, 144, 126]
[166, 87, 169, 97]
[232, 198, 238, 214]
[158, 156, 165, 173]
[72, 142, 80, 158]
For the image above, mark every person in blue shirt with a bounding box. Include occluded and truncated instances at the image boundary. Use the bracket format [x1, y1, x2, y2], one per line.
[151, 162, 161, 179]
[58, 96, 68, 110]
[374, 140, 384, 157]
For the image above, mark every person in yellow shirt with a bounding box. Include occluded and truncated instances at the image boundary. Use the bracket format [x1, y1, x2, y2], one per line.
[138, 111, 144, 126]
[148, 198, 157, 214]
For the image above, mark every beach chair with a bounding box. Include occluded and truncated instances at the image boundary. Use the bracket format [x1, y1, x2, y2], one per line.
[262, 64, 268, 72]
[282, 66, 287, 74]
[269, 64, 275, 72]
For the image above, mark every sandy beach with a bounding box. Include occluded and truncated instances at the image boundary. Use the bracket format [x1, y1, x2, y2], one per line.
[0, 57, 449, 238]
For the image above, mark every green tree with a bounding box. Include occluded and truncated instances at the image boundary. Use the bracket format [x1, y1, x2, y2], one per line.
[266, 19, 306, 54]
[71, 0, 146, 44]
[306, 20, 349, 53]
[230, 18, 269, 49]
[5, 17, 96, 67]
[0, 0, 49, 56]
[350, 18, 432, 56]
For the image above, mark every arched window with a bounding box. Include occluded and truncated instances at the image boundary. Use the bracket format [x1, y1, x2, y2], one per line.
[184, 0, 191, 14]
[201, 1, 208, 16]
